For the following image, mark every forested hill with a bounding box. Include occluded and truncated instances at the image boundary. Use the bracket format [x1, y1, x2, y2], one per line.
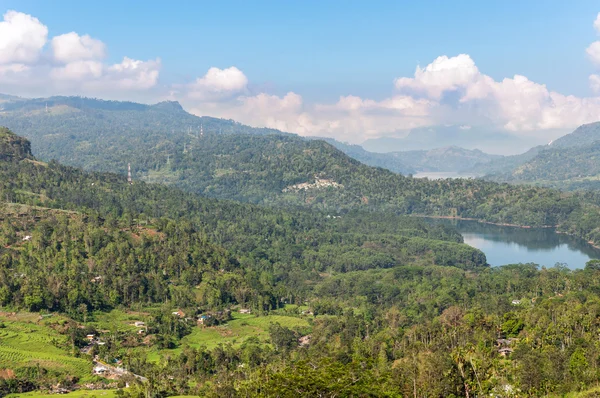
[482, 122, 600, 189]
[3, 126, 600, 248]
[7, 132, 600, 396]
[548, 121, 600, 149]
[0, 95, 286, 169]
[0, 128, 489, 315]
[319, 139, 500, 174]
[317, 137, 415, 174]
[4, 95, 600, 240]
[0, 126, 33, 161]
[389, 146, 501, 173]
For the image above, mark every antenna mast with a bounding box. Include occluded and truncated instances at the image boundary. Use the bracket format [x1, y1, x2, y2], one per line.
[127, 163, 132, 184]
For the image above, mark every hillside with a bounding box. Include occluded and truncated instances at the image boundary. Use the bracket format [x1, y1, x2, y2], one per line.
[389, 146, 501, 173]
[0, 95, 286, 172]
[480, 122, 600, 189]
[318, 138, 415, 174]
[0, 126, 33, 161]
[361, 125, 532, 154]
[5, 132, 600, 396]
[469, 145, 544, 176]
[548, 121, 600, 149]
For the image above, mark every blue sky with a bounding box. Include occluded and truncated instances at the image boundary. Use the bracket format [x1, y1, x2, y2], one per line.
[1, 1, 600, 151]
[2, 0, 598, 99]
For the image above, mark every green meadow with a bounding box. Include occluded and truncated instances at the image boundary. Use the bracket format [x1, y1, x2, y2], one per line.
[148, 313, 310, 361]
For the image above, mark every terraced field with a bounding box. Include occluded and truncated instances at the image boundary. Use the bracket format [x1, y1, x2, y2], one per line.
[0, 314, 91, 379]
[6, 389, 118, 398]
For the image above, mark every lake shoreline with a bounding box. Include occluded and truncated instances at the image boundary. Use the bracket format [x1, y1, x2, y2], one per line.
[415, 216, 600, 266]
[413, 215, 558, 229]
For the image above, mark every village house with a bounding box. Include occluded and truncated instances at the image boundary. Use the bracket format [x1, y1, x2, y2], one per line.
[239, 308, 251, 314]
[299, 335, 311, 346]
[172, 309, 185, 318]
[134, 321, 145, 327]
[499, 347, 514, 356]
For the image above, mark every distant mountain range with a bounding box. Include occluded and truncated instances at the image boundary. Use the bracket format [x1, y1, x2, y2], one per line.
[481, 122, 600, 189]
[2, 93, 600, 192]
[361, 125, 544, 155]
[319, 139, 501, 175]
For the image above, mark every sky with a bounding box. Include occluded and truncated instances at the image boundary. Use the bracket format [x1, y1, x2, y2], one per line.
[1, 0, 600, 152]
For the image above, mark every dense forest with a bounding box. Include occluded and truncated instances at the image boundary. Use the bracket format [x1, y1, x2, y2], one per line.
[3, 97, 600, 245]
[4, 119, 600, 396]
[0, 131, 599, 396]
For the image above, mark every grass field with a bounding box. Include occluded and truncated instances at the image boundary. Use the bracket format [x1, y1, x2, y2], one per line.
[87, 309, 154, 333]
[148, 313, 310, 361]
[6, 389, 118, 398]
[0, 313, 92, 380]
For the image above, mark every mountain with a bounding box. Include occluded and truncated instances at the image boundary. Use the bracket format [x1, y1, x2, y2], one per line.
[468, 145, 544, 176]
[0, 95, 289, 172]
[0, 126, 33, 161]
[1, 96, 600, 242]
[388, 146, 501, 173]
[5, 129, 600, 396]
[322, 139, 499, 174]
[548, 121, 600, 149]
[480, 122, 600, 189]
[316, 138, 415, 174]
[361, 125, 540, 154]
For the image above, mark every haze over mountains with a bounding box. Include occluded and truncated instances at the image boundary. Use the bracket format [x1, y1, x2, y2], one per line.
[2, 94, 600, 192]
[361, 125, 543, 155]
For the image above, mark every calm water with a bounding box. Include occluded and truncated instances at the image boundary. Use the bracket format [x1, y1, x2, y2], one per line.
[431, 219, 600, 269]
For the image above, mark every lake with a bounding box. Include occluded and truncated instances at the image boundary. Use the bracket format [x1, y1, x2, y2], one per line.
[430, 219, 600, 269]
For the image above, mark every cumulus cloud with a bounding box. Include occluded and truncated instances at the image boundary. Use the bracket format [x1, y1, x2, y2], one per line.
[0, 10, 160, 98]
[591, 74, 600, 93]
[186, 66, 248, 100]
[52, 32, 106, 63]
[390, 53, 600, 132]
[394, 54, 480, 99]
[4, 8, 600, 147]
[0, 10, 47, 65]
[105, 57, 161, 90]
[587, 41, 600, 66]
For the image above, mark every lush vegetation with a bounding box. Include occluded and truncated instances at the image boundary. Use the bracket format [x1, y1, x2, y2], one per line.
[481, 122, 600, 190]
[4, 120, 600, 396]
[384, 146, 501, 173]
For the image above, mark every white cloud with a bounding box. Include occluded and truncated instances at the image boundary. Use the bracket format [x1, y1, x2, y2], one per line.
[394, 54, 480, 99]
[51, 60, 104, 81]
[187, 66, 248, 100]
[591, 74, 600, 93]
[587, 41, 600, 66]
[104, 57, 161, 90]
[3, 8, 600, 148]
[0, 10, 161, 98]
[52, 32, 106, 63]
[0, 10, 47, 65]
[390, 53, 600, 132]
